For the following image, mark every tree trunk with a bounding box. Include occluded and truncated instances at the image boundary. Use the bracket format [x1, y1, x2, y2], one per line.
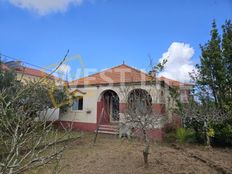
[206, 134, 211, 147]
[142, 130, 150, 167]
[143, 143, 150, 167]
[204, 120, 211, 147]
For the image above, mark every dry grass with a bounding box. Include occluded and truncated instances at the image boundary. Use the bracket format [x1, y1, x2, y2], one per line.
[30, 132, 232, 174]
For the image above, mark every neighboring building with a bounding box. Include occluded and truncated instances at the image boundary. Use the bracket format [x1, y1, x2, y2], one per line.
[58, 64, 193, 140]
[0, 63, 10, 71]
[1, 61, 65, 121]
[3, 61, 65, 86]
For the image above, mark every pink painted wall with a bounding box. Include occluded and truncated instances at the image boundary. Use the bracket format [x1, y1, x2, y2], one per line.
[119, 103, 127, 113]
[152, 104, 166, 114]
[53, 121, 97, 132]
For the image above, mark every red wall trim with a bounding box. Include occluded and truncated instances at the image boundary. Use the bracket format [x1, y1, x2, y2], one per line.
[152, 104, 166, 114]
[53, 121, 97, 132]
[132, 128, 164, 141]
[52, 121, 165, 140]
[147, 128, 164, 140]
[163, 114, 182, 131]
[119, 103, 127, 113]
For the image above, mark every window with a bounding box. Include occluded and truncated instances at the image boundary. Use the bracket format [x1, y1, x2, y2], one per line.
[180, 90, 188, 102]
[160, 90, 164, 96]
[72, 96, 83, 111]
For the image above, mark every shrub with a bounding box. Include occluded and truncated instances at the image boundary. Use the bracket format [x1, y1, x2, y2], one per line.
[212, 118, 232, 147]
[165, 132, 176, 143]
[175, 128, 195, 143]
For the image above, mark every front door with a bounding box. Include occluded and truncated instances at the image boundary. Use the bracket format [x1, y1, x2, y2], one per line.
[102, 90, 119, 123]
[110, 95, 119, 122]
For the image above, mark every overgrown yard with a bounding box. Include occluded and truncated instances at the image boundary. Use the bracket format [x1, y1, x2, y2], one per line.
[32, 133, 232, 174]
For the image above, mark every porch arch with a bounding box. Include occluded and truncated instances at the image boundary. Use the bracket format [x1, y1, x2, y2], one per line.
[127, 88, 152, 114]
[97, 89, 120, 124]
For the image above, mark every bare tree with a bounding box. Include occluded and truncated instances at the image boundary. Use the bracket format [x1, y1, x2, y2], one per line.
[0, 52, 74, 174]
[121, 87, 164, 165]
[118, 58, 168, 166]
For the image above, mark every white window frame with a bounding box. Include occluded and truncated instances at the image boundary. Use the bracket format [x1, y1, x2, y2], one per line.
[71, 96, 83, 111]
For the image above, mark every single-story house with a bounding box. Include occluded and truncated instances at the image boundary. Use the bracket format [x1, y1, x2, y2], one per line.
[1, 61, 192, 139]
[58, 64, 192, 139]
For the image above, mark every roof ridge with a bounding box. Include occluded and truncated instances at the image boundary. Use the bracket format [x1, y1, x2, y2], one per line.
[121, 64, 151, 77]
[70, 63, 151, 83]
[159, 76, 180, 83]
[159, 76, 194, 86]
[70, 64, 123, 83]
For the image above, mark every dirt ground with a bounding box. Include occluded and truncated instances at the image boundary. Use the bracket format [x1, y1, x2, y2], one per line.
[34, 133, 232, 174]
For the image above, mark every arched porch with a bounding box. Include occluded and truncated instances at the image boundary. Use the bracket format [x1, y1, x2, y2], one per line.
[97, 90, 120, 124]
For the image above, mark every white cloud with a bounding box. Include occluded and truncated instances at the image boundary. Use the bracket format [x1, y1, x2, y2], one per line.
[158, 42, 196, 83]
[9, 0, 86, 15]
[57, 64, 71, 74]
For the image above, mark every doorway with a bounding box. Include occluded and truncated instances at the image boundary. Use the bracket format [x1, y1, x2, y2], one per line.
[99, 90, 119, 124]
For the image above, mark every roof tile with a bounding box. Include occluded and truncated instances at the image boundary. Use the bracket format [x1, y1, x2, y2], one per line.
[69, 64, 152, 86]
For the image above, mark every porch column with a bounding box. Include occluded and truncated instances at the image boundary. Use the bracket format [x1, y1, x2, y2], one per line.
[119, 103, 127, 113]
[152, 103, 166, 114]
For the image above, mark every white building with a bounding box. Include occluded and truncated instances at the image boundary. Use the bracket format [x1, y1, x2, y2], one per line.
[57, 64, 192, 140]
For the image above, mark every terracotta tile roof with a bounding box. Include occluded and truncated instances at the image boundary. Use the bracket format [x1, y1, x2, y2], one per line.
[0, 64, 10, 71]
[69, 64, 193, 88]
[69, 64, 153, 86]
[16, 67, 50, 78]
[158, 76, 193, 87]
[2, 61, 65, 83]
[15, 67, 65, 82]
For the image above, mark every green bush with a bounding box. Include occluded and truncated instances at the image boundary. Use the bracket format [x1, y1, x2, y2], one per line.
[175, 128, 195, 143]
[164, 132, 176, 143]
[212, 119, 232, 147]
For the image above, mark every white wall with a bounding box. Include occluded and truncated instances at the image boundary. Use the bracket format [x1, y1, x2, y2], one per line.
[39, 108, 60, 121]
[59, 83, 165, 124]
[59, 86, 99, 123]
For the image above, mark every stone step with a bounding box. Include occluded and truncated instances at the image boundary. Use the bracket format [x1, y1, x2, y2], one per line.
[99, 124, 119, 129]
[98, 126, 118, 131]
[96, 130, 119, 135]
[95, 124, 119, 135]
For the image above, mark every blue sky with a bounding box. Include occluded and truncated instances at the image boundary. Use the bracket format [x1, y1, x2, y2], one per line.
[0, 0, 231, 82]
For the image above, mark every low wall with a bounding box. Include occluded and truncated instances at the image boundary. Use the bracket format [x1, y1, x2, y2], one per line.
[163, 114, 182, 132]
[53, 120, 165, 141]
[53, 114, 181, 141]
[53, 121, 97, 132]
[131, 128, 165, 141]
